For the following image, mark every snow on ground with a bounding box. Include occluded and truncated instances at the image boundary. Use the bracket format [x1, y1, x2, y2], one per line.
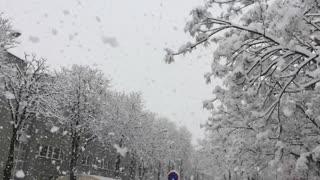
[90, 176, 118, 180]
[57, 175, 118, 180]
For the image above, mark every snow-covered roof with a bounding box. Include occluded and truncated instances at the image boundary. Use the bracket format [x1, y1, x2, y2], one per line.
[5, 49, 24, 62]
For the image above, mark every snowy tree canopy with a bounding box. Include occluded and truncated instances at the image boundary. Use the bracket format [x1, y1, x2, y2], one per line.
[167, 0, 320, 179]
[0, 54, 62, 180]
[0, 14, 16, 55]
[52, 65, 111, 180]
[97, 91, 194, 178]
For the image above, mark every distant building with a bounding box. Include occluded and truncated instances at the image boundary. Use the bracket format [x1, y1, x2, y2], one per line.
[0, 49, 134, 180]
[12, 119, 133, 180]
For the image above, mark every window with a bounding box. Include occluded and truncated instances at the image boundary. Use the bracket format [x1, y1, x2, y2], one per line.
[58, 126, 68, 135]
[87, 156, 92, 165]
[12, 142, 26, 179]
[98, 159, 103, 168]
[103, 158, 108, 169]
[14, 143, 26, 161]
[19, 122, 29, 134]
[83, 156, 105, 168]
[81, 155, 92, 165]
[52, 148, 61, 159]
[13, 160, 24, 170]
[39, 145, 48, 156]
[60, 151, 64, 160]
[108, 158, 113, 170]
[95, 159, 103, 168]
[37, 144, 64, 160]
[81, 155, 88, 165]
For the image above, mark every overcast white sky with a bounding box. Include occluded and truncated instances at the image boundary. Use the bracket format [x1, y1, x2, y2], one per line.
[0, 0, 221, 144]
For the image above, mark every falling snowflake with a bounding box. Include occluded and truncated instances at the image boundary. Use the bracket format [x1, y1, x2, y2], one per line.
[101, 36, 119, 47]
[4, 91, 15, 99]
[241, 99, 247, 105]
[283, 106, 293, 117]
[63, 10, 70, 15]
[50, 126, 59, 133]
[68, 34, 74, 41]
[52, 29, 58, 36]
[16, 170, 25, 178]
[95, 16, 101, 22]
[19, 101, 28, 106]
[29, 36, 40, 43]
[113, 144, 128, 157]
[108, 132, 115, 136]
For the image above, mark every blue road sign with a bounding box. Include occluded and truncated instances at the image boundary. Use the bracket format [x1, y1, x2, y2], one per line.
[168, 170, 179, 180]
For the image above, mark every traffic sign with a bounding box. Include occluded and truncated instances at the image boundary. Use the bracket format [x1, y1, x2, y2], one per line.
[168, 170, 179, 180]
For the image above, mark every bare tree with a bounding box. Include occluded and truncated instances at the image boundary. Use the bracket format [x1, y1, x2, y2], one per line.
[0, 55, 58, 180]
[53, 65, 110, 180]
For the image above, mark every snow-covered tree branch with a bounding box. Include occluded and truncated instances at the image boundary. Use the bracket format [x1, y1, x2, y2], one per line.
[0, 54, 60, 180]
[166, 0, 320, 179]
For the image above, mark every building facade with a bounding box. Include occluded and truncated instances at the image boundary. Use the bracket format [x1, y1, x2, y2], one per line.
[0, 51, 134, 180]
[14, 118, 132, 180]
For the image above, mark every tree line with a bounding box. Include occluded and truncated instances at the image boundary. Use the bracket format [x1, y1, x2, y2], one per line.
[0, 16, 194, 180]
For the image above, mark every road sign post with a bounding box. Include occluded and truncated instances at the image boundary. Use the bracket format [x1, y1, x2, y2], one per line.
[168, 170, 179, 180]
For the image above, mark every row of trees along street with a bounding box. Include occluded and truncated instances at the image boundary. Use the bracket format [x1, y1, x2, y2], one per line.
[166, 0, 320, 180]
[0, 16, 194, 180]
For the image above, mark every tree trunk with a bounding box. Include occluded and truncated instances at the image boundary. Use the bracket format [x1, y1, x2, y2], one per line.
[114, 154, 121, 178]
[70, 132, 80, 180]
[157, 162, 161, 180]
[70, 85, 81, 180]
[172, 161, 175, 171]
[224, 174, 227, 180]
[139, 162, 145, 180]
[114, 138, 123, 178]
[128, 153, 136, 180]
[142, 164, 146, 180]
[3, 129, 18, 180]
[179, 159, 183, 179]
[138, 162, 142, 180]
[168, 161, 174, 172]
